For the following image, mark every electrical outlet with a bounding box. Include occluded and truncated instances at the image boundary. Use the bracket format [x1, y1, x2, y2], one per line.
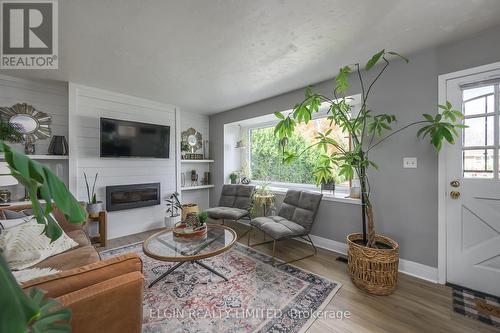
[403, 157, 417, 168]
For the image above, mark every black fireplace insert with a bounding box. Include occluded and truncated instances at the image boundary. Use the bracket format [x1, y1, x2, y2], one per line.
[106, 183, 161, 212]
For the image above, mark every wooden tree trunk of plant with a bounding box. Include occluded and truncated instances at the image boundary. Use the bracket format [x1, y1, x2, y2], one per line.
[365, 201, 376, 247]
[359, 165, 376, 247]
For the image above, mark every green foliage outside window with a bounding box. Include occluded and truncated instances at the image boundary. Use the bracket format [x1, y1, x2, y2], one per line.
[250, 125, 346, 185]
[250, 126, 316, 184]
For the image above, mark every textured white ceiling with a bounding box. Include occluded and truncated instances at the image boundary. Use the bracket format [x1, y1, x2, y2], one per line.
[2, 0, 500, 114]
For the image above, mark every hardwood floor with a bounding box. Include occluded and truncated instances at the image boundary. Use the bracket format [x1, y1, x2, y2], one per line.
[98, 221, 499, 333]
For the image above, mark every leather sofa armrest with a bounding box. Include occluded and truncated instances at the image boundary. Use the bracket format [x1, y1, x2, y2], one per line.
[58, 271, 143, 333]
[22, 253, 143, 298]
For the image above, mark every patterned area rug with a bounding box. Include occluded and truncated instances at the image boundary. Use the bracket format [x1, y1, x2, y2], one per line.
[451, 284, 500, 328]
[101, 242, 341, 333]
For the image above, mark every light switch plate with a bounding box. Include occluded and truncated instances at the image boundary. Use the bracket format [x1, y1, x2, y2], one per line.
[403, 157, 417, 168]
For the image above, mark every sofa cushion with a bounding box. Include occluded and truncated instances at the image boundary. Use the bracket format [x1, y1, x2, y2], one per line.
[23, 253, 142, 298]
[250, 215, 306, 239]
[0, 215, 32, 231]
[32, 245, 100, 272]
[1, 219, 79, 270]
[206, 207, 249, 220]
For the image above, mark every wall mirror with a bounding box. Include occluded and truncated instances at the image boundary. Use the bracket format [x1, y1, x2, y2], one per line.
[181, 127, 202, 153]
[0, 103, 52, 142]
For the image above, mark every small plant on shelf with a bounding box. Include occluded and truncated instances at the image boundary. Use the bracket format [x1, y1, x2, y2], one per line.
[229, 172, 238, 184]
[313, 155, 346, 192]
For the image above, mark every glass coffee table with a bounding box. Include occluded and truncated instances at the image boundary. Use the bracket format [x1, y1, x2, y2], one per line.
[143, 224, 237, 287]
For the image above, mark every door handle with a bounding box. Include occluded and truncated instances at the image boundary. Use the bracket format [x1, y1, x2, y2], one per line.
[450, 191, 461, 199]
[450, 180, 460, 188]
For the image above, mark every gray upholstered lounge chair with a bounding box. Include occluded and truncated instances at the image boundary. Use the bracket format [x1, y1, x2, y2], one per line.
[206, 184, 255, 237]
[248, 190, 322, 265]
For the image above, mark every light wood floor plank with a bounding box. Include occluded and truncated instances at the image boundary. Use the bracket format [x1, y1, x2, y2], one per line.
[98, 221, 500, 333]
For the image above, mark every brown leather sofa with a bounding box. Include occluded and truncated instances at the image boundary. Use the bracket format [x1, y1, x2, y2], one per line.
[0, 204, 144, 333]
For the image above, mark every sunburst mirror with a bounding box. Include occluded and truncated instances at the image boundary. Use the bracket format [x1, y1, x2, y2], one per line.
[0, 103, 52, 144]
[181, 127, 202, 153]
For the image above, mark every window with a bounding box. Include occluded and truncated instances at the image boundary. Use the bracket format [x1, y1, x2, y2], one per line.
[462, 83, 499, 178]
[248, 116, 350, 189]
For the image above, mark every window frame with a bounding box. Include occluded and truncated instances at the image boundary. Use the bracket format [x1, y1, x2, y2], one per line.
[461, 82, 500, 179]
[246, 101, 358, 194]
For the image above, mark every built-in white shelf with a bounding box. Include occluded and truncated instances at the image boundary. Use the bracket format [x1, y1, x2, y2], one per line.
[180, 185, 214, 191]
[0, 154, 69, 160]
[181, 159, 214, 163]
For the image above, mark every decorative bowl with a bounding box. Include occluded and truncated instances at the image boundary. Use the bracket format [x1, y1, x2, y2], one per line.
[173, 222, 207, 239]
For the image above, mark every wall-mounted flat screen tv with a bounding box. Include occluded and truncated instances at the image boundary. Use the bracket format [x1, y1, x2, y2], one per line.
[100, 117, 170, 158]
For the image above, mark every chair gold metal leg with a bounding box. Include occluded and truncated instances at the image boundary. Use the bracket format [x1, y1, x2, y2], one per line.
[272, 240, 276, 265]
[307, 235, 318, 255]
[247, 226, 252, 246]
[276, 234, 318, 266]
[237, 227, 251, 241]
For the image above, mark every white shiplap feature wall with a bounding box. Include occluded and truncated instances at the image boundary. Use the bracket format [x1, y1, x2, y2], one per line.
[69, 84, 178, 239]
[0, 75, 69, 199]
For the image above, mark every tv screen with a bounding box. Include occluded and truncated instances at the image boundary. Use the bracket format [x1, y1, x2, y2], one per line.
[100, 118, 170, 158]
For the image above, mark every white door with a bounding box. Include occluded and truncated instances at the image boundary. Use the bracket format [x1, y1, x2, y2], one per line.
[444, 67, 500, 296]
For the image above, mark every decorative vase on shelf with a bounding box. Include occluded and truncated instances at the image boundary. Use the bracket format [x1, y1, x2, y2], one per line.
[48, 135, 69, 155]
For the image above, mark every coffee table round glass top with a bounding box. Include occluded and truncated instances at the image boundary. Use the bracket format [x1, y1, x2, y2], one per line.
[143, 224, 237, 261]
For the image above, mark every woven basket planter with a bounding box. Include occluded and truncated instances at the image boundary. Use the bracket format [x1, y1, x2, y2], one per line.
[347, 233, 399, 295]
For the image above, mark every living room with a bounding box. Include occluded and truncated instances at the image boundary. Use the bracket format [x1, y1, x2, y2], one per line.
[1, 1, 500, 332]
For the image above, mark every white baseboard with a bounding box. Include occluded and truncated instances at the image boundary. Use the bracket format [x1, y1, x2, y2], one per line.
[306, 234, 439, 283]
[230, 220, 439, 283]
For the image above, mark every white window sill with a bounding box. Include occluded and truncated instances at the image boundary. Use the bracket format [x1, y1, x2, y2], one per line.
[268, 186, 361, 205]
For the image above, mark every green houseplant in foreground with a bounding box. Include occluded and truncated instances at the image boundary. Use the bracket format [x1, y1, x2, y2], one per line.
[274, 50, 464, 294]
[0, 142, 87, 332]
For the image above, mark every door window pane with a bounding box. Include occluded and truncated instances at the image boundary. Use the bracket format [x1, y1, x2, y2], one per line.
[464, 97, 487, 116]
[487, 95, 494, 113]
[463, 85, 494, 101]
[463, 116, 494, 147]
[463, 149, 494, 179]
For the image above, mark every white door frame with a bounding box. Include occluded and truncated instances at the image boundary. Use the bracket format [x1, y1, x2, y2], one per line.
[437, 61, 500, 284]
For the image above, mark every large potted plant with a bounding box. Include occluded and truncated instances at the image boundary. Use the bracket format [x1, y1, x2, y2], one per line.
[0, 142, 87, 331]
[274, 50, 464, 295]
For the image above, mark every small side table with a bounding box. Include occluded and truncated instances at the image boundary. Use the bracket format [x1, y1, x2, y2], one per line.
[254, 194, 275, 217]
[88, 211, 107, 247]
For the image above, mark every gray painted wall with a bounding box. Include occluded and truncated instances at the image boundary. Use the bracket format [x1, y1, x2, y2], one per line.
[209, 25, 500, 267]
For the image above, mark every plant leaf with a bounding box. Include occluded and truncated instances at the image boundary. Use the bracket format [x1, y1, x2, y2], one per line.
[365, 49, 385, 71]
[387, 51, 409, 63]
